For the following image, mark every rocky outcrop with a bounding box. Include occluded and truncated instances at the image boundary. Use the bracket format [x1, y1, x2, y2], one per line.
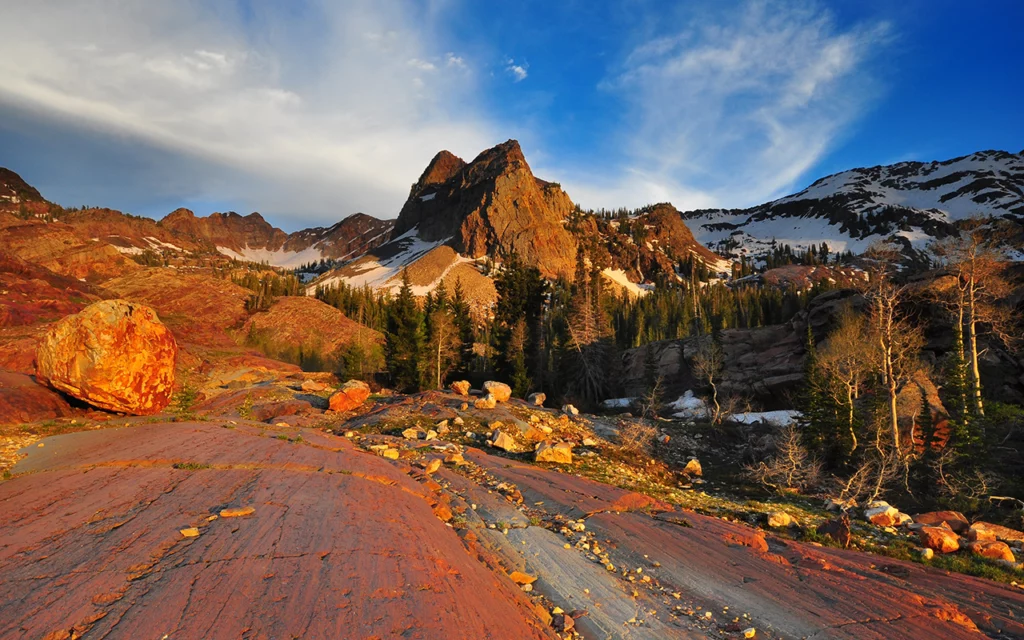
[393, 140, 578, 278]
[35, 300, 177, 415]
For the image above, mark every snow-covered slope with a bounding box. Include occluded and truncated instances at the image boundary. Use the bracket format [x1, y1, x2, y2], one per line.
[682, 149, 1024, 258]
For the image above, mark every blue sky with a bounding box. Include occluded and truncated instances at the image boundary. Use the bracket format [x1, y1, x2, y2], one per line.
[0, 0, 1021, 230]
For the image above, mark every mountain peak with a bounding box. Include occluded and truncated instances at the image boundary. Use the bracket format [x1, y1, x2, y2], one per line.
[416, 150, 466, 190]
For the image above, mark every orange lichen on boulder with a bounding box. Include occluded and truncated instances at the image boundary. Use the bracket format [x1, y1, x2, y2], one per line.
[35, 299, 177, 415]
[329, 380, 371, 412]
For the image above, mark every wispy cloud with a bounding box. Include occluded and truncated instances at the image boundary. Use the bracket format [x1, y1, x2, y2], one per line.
[505, 58, 528, 82]
[567, 0, 889, 212]
[0, 1, 493, 226]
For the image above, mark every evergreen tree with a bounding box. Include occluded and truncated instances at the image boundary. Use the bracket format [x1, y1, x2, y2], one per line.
[385, 270, 424, 392]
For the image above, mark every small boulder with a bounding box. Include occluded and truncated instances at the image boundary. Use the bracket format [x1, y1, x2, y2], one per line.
[535, 442, 573, 464]
[913, 511, 969, 534]
[967, 540, 1016, 563]
[894, 512, 914, 526]
[381, 448, 400, 460]
[864, 504, 900, 527]
[582, 437, 599, 447]
[527, 392, 546, 407]
[817, 515, 852, 548]
[328, 380, 371, 412]
[450, 380, 471, 396]
[824, 498, 856, 512]
[562, 404, 579, 416]
[483, 381, 512, 402]
[219, 506, 255, 518]
[917, 547, 934, 561]
[490, 430, 517, 452]
[402, 427, 426, 440]
[444, 452, 466, 465]
[424, 458, 442, 475]
[300, 380, 328, 393]
[967, 524, 998, 542]
[251, 400, 312, 423]
[35, 299, 177, 415]
[474, 395, 497, 410]
[509, 571, 537, 585]
[966, 521, 1024, 545]
[767, 512, 795, 528]
[682, 458, 702, 477]
[917, 526, 960, 554]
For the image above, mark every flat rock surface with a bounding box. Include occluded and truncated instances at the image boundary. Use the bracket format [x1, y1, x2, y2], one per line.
[0, 422, 554, 639]
[467, 448, 1024, 639]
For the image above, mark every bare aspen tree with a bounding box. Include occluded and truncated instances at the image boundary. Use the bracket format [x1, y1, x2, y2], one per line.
[863, 243, 923, 458]
[931, 217, 1015, 420]
[692, 335, 725, 424]
[816, 308, 872, 453]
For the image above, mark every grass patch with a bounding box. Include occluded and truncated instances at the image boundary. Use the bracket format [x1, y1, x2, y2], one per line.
[172, 462, 211, 471]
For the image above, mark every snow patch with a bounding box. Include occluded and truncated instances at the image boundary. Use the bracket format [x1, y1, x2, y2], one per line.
[602, 268, 650, 298]
[669, 391, 709, 419]
[217, 245, 325, 268]
[727, 410, 801, 427]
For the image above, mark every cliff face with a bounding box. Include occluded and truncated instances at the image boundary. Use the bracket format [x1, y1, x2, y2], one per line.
[394, 140, 579, 279]
[160, 209, 288, 252]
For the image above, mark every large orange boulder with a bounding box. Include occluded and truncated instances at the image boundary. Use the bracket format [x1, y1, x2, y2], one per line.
[917, 526, 961, 554]
[329, 380, 371, 412]
[913, 511, 969, 534]
[35, 300, 176, 415]
[967, 540, 1016, 563]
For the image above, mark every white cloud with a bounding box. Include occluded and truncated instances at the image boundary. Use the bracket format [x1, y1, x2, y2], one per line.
[0, 1, 496, 225]
[505, 58, 528, 82]
[407, 58, 437, 71]
[575, 0, 889, 212]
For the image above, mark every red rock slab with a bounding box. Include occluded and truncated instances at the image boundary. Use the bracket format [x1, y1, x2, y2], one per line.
[466, 451, 1024, 638]
[0, 422, 555, 639]
[465, 447, 672, 518]
[587, 511, 1024, 639]
[0, 370, 74, 425]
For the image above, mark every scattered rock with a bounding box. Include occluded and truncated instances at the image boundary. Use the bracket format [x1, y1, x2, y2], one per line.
[444, 452, 466, 465]
[381, 448, 399, 460]
[35, 299, 177, 415]
[219, 506, 255, 518]
[483, 381, 512, 402]
[460, 402, 469, 411]
[403, 428, 426, 440]
[300, 380, 328, 393]
[424, 458, 442, 475]
[744, 629, 757, 639]
[474, 395, 497, 410]
[582, 437, 599, 447]
[967, 540, 1016, 562]
[968, 525, 998, 542]
[767, 512, 795, 528]
[918, 526, 960, 554]
[895, 512, 913, 526]
[453, 416, 464, 426]
[509, 571, 537, 585]
[917, 547, 935, 561]
[490, 430, 516, 452]
[180, 527, 200, 538]
[251, 400, 312, 423]
[682, 458, 702, 477]
[527, 392, 546, 407]
[818, 515, 852, 548]
[328, 380, 371, 412]
[967, 521, 1024, 545]
[865, 504, 900, 527]
[535, 442, 573, 464]
[450, 380, 471, 396]
[913, 511, 969, 534]
[561, 404, 579, 416]
[824, 498, 856, 512]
